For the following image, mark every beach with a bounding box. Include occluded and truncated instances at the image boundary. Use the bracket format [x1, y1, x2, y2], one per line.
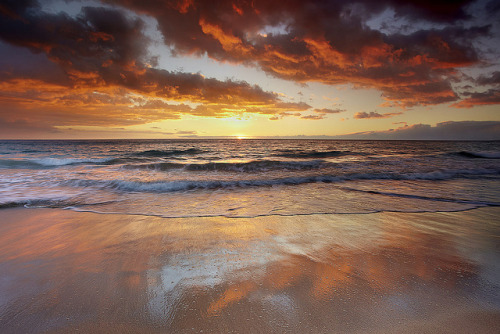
[1, 207, 499, 333]
[1, 0, 500, 331]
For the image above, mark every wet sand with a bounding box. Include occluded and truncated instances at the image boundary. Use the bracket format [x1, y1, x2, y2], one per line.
[0, 208, 499, 333]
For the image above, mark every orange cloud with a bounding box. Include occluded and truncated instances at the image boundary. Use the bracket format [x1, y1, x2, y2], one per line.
[199, 18, 252, 57]
[303, 38, 350, 69]
[0, 2, 320, 131]
[0, 76, 312, 129]
[174, 0, 194, 14]
[101, 0, 490, 108]
[0, 0, 498, 138]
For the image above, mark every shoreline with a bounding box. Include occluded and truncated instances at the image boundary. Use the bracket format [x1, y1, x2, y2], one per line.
[0, 207, 499, 333]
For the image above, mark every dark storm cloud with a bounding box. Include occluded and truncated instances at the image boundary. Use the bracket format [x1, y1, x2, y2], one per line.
[476, 71, 500, 86]
[0, 42, 68, 84]
[380, 0, 476, 22]
[101, 0, 495, 108]
[452, 88, 500, 108]
[337, 0, 477, 23]
[0, 2, 148, 74]
[453, 71, 500, 107]
[485, 0, 500, 14]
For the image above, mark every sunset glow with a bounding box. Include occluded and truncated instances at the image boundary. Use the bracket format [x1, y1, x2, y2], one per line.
[0, 0, 499, 139]
[1, 3, 500, 329]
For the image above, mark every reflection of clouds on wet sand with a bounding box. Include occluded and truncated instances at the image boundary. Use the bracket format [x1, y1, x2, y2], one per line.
[0, 208, 499, 333]
[141, 208, 499, 332]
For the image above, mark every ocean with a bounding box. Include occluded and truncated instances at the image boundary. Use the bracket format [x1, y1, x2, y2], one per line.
[1, 139, 499, 217]
[1, 139, 500, 332]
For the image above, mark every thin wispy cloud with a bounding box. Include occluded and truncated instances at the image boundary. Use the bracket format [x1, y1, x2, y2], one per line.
[354, 111, 403, 119]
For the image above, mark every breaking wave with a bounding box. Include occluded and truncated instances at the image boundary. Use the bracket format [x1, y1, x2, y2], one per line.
[132, 148, 205, 157]
[455, 151, 500, 159]
[273, 149, 364, 158]
[0, 157, 113, 169]
[59, 168, 500, 193]
[124, 159, 328, 172]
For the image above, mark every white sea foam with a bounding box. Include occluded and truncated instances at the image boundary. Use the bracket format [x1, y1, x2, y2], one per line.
[32, 157, 113, 166]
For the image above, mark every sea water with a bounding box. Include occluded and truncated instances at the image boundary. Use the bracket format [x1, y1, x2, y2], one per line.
[0, 139, 499, 217]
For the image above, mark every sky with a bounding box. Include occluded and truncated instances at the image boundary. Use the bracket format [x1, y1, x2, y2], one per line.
[0, 0, 499, 139]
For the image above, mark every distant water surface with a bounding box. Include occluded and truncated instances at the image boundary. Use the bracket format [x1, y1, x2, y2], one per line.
[0, 139, 499, 217]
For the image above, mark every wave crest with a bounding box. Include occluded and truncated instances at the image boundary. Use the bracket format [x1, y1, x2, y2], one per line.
[132, 148, 205, 157]
[456, 151, 500, 159]
[0, 157, 113, 169]
[123, 159, 327, 172]
[59, 167, 500, 193]
[273, 150, 361, 158]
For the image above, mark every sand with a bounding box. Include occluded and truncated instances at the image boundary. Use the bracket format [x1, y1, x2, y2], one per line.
[0, 207, 499, 333]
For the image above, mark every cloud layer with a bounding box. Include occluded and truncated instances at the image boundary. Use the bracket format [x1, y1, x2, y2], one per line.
[0, 0, 498, 137]
[0, 0, 309, 129]
[335, 121, 500, 140]
[106, 0, 497, 108]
